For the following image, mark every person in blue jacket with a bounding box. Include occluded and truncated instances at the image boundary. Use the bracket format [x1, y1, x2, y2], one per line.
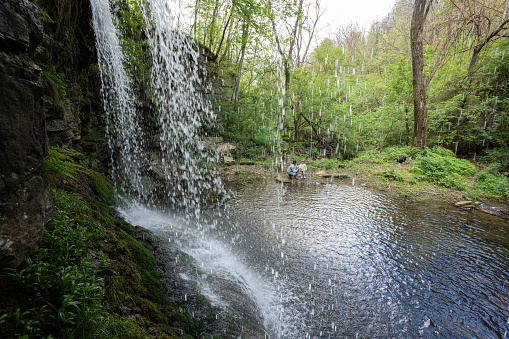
[287, 160, 299, 179]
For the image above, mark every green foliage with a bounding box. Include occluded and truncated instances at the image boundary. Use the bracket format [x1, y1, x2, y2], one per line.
[39, 63, 67, 98]
[417, 147, 477, 190]
[380, 168, 405, 182]
[469, 163, 509, 200]
[89, 170, 117, 204]
[112, 0, 150, 81]
[381, 146, 412, 162]
[480, 147, 509, 165]
[41, 146, 84, 179]
[7, 189, 106, 338]
[317, 158, 341, 171]
[39, 8, 54, 23]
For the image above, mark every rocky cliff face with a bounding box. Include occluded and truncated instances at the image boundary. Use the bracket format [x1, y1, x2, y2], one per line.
[0, 0, 54, 267]
[0, 0, 101, 267]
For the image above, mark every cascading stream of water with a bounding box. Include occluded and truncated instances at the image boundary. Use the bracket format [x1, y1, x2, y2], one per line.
[91, 0, 228, 220]
[138, 0, 225, 218]
[90, 0, 146, 198]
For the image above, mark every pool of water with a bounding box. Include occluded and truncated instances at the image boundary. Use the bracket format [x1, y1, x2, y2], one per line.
[119, 180, 509, 338]
[222, 180, 509, 338]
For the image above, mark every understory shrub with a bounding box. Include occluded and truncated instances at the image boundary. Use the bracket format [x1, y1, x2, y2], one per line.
[470, 162, 509, 200]
[382, 145, 411, 162]
[417, 147, 477, 190]
[380, 168, 405, 181]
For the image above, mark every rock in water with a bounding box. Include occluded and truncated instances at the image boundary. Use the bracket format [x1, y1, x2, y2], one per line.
[454, 201, 473, 207]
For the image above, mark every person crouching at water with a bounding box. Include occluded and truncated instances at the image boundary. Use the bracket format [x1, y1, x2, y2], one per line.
[299, 159, 307, 178]
[287, 160, 299, 179]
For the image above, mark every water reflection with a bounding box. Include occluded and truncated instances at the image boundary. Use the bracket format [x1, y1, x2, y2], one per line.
[225, 181, 509, 338]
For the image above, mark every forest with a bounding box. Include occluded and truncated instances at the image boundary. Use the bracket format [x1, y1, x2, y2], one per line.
[167, 0, 509, 160]
[156, 0, 509, 199]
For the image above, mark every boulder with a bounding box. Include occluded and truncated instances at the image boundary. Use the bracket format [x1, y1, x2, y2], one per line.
[475, 202, 509, 218]
[216, 143, 236, 153]
[276, 175, 291, 183]
[0, 177, 54, 267]
[223, 156, 235, 165]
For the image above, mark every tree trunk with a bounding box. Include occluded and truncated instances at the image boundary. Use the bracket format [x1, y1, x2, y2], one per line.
[232, 22, 250, 104]
[405, 106, 410, 146]
[193, 0, 200, 37]
[410, 0, 430, 148]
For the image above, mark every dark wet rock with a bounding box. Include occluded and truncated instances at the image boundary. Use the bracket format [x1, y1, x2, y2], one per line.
[0, 0, 43, 55]
[475, 202, 509, 219]
[0, 0, 53, 267]
[43, 96, 81, 148]
[0, 176, 55, 267]
[133, 226, 266, 338]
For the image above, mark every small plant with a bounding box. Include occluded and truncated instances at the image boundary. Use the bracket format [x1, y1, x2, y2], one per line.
[380, 168, 404, 182]
[39, 63, 67, 98]
[382, 145, 411, 161]
[8, 189, 106, 337]
[39, 8, 54, 23]
[468, 162, 509, 200]
[41, 146, 84, 179]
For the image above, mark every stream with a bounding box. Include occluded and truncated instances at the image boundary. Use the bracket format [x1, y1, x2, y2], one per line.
[120, 181, 509, 338]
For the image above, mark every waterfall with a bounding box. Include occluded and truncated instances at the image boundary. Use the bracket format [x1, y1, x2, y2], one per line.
[139, 0, 221, 218]
[90, 0, 146, 198]
[90, 0, 226, 219]
[89, 1, 277, 337]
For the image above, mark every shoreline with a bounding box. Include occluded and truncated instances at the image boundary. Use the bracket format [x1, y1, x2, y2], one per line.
[219, 162, 509, 215]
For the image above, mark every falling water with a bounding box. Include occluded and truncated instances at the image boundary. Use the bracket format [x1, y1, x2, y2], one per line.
[91, 0, 227, 218]
[90, 0, 146, 197]
[90, 1, 288, 336]
[139, 0, 226, 217]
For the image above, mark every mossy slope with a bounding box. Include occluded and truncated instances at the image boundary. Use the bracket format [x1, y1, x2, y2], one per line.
[0, 147, 200, 338]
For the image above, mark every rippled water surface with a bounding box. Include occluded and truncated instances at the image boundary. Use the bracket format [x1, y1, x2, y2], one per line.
[223, 181, 509, 338]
